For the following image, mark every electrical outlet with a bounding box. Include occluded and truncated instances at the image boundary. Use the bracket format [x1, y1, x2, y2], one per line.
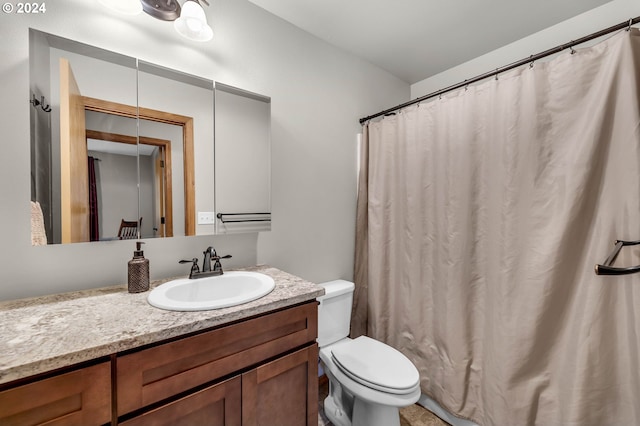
[198, 212, 215, 225]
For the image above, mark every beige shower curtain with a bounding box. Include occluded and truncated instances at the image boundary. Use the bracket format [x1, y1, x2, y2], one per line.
[353, 30, 640, 426]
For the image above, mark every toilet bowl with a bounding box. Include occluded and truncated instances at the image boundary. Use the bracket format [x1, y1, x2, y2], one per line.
[317, 280, 421, 426]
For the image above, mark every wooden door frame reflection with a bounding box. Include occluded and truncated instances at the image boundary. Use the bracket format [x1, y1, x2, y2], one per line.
[83, 96, 196, 236]
[86, 130, 174, 238]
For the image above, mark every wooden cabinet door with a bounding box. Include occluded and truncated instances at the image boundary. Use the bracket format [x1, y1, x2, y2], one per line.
[242, 344, 318, 426]
[117, 302, 317, 416]
[120, 376, 241, 426]
[0, 362, 111, 426]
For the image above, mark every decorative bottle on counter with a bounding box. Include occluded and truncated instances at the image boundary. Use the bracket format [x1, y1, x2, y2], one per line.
[128, 241, 150, 293]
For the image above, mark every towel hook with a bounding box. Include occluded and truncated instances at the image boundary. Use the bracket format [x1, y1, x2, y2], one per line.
[30, 94, 51, 112]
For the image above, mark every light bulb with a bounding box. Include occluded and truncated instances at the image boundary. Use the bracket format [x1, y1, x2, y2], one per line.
[174, 0, 213, 42]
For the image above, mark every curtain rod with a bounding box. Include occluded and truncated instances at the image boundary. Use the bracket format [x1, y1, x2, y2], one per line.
[359, 16, 640, 125]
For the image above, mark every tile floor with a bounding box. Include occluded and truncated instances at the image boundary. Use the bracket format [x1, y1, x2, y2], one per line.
[317, 376, 450, 426]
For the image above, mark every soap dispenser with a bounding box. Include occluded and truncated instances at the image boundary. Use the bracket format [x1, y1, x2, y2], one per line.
[128, 241, 150, 293]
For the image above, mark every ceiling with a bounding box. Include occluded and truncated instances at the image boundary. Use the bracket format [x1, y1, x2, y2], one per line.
[248, 0, 614, 84]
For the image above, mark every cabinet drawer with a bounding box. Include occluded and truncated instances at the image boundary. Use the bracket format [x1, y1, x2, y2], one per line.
[120, 376, 241, 426]
[0, 362, 111, 426]
[117, 301, 317, 416]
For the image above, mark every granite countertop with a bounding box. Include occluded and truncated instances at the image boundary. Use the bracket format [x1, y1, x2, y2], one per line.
[0, 265, 324, 385]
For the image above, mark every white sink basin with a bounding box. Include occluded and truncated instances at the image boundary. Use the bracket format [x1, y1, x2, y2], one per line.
[147, 271, 275, 311]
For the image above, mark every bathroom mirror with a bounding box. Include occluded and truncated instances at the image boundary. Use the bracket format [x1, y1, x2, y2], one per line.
[29, 29, 271, 245]
[29, 29, 215, 244]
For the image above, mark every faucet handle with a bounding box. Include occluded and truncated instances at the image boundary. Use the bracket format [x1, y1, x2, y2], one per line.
[179, 258, 200, 278]
[212, 254, 232, 272]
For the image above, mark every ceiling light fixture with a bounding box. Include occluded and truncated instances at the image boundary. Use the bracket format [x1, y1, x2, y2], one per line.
[140, 0, 181, 21]
[98, 0, 213, 42]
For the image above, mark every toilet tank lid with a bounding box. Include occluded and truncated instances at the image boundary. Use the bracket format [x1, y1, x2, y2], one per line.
[317, 280, 354, 300]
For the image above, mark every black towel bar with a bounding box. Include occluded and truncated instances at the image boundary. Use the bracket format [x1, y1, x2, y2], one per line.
[594, 239, 640, 275]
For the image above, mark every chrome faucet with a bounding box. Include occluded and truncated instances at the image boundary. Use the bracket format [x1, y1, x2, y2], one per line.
[202, 246, 215, 274]
[180, 246, 232, 279]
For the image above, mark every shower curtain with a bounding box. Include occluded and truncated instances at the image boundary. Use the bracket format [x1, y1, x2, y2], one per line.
[353, 30, 640, 426]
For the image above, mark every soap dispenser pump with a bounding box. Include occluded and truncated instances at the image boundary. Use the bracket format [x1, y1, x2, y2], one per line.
[128, 241, 150, 293]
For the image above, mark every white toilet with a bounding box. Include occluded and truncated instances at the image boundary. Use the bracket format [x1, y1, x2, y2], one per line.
[317, 280, 421, 426]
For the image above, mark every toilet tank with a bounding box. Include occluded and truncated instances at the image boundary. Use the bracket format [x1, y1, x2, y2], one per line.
[316, 280, 355, 347]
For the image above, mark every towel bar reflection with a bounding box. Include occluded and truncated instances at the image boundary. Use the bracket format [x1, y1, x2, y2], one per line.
[594, 240, 640, 275]
[216, 213, 271, 223]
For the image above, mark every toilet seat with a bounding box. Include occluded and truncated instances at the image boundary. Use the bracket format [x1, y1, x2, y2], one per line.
[331, 336, 420, 395]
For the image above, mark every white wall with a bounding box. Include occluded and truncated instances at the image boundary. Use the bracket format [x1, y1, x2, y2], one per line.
[0, 0, 408, 300]
[411, 0, 640, 98]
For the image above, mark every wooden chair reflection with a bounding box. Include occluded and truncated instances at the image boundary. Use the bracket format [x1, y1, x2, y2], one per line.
[118, 218, 142, 240]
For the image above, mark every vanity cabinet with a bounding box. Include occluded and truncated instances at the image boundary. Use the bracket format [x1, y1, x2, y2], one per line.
[118, 301, 318, 425]
[119, 345, 318, 426]
[0, 361, 111, 426]
[0, 266, 323, 426]
[0, 301, 318, 426]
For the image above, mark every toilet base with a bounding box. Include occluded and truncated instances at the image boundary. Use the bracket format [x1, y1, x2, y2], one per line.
[323, 373, 353, 426]
[323, 393, 402, 426]
[322, 374, 403, 426]
[352, 398, 401, 426]
[324, 395, 351, 426]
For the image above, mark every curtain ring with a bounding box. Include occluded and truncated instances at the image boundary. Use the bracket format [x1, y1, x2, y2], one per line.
[495, 69, 499, 81]
[628, 18, 633, 31]
[570, 45, 576, 55]
[529, 60, 534, 68]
